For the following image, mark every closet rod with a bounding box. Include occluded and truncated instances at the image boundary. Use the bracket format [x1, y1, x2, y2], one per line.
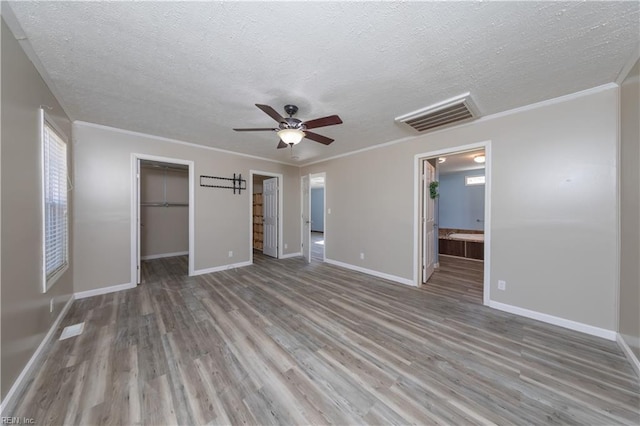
[141, 202, 189, 207]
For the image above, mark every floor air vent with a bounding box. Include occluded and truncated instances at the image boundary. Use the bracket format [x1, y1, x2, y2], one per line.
[395, 93, 478, 132]
[59, 322, 84, 340]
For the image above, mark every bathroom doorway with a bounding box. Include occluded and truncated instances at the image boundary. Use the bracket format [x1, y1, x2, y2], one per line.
[415, 142, 491, 306]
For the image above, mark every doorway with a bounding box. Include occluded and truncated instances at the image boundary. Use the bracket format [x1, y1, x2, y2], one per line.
[415, 142, 491, 305]
[250, 171, 283, 263]
[310, 173, 326, 262]
[131, 154, 195, 285]
[301, 172, 327, 263]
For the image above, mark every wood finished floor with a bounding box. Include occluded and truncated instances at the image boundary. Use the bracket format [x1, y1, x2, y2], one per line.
[7, 254, 639, 425]
[311, 231, 324, 262]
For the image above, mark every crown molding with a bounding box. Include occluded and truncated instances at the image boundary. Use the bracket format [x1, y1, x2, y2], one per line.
[73, 121, 298, 166]
[300, 82, 618, 167]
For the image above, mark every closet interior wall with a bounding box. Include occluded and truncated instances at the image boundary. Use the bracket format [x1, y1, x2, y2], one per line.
[140, 163, 189, 259]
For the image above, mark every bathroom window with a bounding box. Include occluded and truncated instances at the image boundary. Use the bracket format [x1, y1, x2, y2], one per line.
[465, 175, 485, 186]
[41, 109, 69, 292]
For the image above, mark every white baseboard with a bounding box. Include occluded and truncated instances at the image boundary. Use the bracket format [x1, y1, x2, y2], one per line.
[488, 300, 617, 341]
[0, 295, 74, 415]
[74, 282, 135, 300]
[141, 251, 188, 260]
[193, 261, 252, 276]
[280, 252, 302, 259]
[325, 258, 416, 287]
[617, 333, 640, 378]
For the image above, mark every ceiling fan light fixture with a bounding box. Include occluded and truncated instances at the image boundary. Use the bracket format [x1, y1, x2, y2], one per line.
[277, 128, 305, 145]
[473, 155, 486, 163]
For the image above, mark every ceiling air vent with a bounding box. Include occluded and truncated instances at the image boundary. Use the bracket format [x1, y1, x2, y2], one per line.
[395, 93, 478, 133]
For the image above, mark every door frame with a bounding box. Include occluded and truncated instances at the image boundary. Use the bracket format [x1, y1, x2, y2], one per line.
[249, 170, 283, 263]
[307, 172, 327, 262]
[413, 140, 491, 306]
[130, 153, 195, 285]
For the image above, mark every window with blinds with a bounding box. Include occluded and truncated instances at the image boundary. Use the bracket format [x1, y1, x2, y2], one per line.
[42, 111, 69, 291]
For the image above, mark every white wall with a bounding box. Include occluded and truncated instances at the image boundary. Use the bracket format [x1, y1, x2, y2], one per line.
[301, 85, 620, 332]
[73, 122, 300, 293]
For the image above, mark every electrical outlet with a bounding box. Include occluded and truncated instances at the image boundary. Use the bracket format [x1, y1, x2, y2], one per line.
[50, 298, 54, 313]
[284, 243, 288, 249]
[498, 280, 506, 291]
[228, 251, 233, 258]
[360, 252, 365, 260]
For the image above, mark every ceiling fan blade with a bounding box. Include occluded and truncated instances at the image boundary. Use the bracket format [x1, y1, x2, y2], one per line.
[277, 140, 288, 149]
[233, 128, 276, 132]
[255, 104, 285, 123]
[304, 131, 334, 145]
[303, 115, 343, 129]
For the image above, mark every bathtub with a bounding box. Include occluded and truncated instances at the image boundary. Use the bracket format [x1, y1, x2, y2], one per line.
[448, 233, 484, 242]
[439, 232, 484, 260]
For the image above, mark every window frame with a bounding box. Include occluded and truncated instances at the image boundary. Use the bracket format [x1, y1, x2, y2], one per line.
[465, 175, 486, 186]
[40, 109, 69, 293]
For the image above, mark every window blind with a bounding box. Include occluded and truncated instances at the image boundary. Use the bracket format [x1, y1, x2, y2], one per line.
[43, 118, 68, 282]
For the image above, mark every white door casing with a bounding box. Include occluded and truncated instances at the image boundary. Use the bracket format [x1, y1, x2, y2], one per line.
[422, 160, 436, 283]
[263, 177, 278, 258]
[302, 175, 311, 263]
[136, 158, 141, 284]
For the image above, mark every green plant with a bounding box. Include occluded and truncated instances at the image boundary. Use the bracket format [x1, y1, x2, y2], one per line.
[429, 181, 439, 199]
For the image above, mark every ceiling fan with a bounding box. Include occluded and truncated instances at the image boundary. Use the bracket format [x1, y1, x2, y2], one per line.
[233, 104, 343, 149]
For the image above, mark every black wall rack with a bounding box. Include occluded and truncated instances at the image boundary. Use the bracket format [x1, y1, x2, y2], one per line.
[199, 173, 246, 194]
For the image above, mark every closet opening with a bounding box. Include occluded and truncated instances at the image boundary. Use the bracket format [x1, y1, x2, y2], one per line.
[250, 171, 283, 263]
[131, 154, 194, 285]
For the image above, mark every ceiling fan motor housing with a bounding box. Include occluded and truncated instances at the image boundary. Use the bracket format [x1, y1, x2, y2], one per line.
[280, 117, 304, 130]
[284, 104, 299, 117]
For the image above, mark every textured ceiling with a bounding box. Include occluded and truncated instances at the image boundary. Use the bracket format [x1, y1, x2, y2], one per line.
[439, 149, 485, 174]
[5, 1, 639, 165]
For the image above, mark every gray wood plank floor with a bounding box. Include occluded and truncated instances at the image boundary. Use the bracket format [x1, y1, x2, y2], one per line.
[6, 254, 639, 425]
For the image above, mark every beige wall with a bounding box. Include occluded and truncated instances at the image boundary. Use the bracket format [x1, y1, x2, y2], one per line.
[619, 59, 640, 357]
[1, 18, 74, 399]
[140, 167, 189, 257]
[301, 86, 620, 331]
[73, 122, 300, 292]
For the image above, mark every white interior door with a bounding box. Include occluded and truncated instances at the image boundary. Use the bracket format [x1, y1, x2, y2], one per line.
[263, 177, 278, 258]
[302, 175, 311, 263]
[422, 160, 436, 283]
[136, 158, 141, 284]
